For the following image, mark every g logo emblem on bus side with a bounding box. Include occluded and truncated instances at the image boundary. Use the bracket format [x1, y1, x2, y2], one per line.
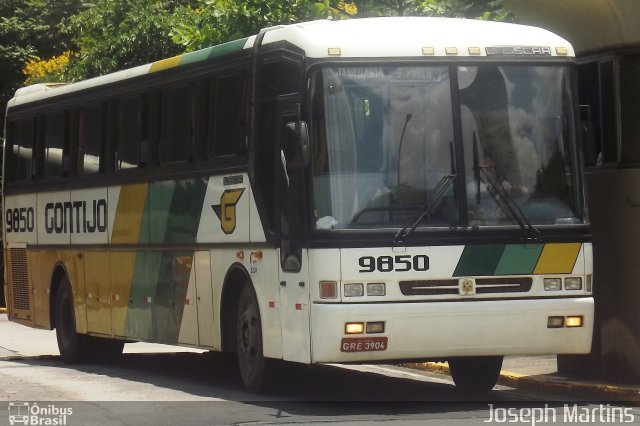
[212, 188, 245, 234]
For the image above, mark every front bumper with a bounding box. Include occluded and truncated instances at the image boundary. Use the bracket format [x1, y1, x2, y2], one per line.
[310, 297, 593, 363]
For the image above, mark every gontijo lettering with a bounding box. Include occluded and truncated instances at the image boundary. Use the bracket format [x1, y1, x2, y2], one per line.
[44, 199, 107, 234]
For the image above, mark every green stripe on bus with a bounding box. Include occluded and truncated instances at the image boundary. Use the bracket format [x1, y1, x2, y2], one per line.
[494, 244, 544, 275]
[125, 251, 163, 341]
[453, 244, 506, 276]
[180, 38, 249, 65]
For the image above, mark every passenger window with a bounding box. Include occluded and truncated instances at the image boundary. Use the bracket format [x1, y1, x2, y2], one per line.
[117, 96, 143, 170]
[78, 105, 103, 174]
[210, 74, 247, 157]
[7, 120, 35, 182]
[165, 85, 192, 163]
[44, 112, 66, 177]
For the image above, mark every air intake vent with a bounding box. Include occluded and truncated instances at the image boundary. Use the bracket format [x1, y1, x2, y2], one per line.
[400, 279, 458, 296]
[9, 248, 30, 311]
[399, 277, 532, 296]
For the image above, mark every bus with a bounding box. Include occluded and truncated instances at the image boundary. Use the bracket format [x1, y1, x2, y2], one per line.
[2, 17, 594, 393]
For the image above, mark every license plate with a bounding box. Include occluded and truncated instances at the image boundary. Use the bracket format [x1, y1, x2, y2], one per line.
[340, 337, 388, 352]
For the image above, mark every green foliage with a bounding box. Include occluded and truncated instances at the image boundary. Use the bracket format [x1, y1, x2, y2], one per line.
[0, 0, 82, 120]
[64, 0, 186, 79]
[171, 0, 328, 52]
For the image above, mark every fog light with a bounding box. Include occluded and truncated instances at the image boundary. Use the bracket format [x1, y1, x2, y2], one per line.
[564, 277, 583, 290]
[366, 283, 386, 296]
[319, 281, 337, 299]
[547, 316, 564, 328]
[344, 283, 364, 297]
[566, 316, 583, 327]
[366, 321, 385, 333]
[544, 278, 562, 291]
[345, 322, 364, 334]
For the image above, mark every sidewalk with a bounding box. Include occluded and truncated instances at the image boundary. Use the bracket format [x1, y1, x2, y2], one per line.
[407, 357, 640, 402]
[0, 313, 204, 359]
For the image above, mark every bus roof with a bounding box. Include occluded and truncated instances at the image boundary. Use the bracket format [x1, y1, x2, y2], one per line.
[8, 17, 573, 109]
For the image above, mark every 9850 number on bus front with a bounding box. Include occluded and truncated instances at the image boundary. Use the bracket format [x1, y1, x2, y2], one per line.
[358, 255, 429, 273]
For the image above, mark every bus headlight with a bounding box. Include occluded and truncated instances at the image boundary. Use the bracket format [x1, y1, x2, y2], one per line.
[564, 277, 583, 290]
[345, 322, 364, 334]
[543, 278, 562, 291]
[344, 283, 364, 297]
[566, 316, 583, 327]
[366, 283, 386, 296]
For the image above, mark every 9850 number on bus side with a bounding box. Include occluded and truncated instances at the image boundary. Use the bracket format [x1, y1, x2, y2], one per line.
[358, 255, 429, 273]
[5, 207, 35, 233]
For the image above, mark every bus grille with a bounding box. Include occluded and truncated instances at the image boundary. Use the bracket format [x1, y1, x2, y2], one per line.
[399, 277, 533, 296]
[9, 248, 30, 311]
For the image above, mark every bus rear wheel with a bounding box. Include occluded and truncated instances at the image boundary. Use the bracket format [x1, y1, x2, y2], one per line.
[55, 276, 123, 363]
[236, 283, 272, 393]
[448, 356, 503, 394]
[55, 276, 88, 364]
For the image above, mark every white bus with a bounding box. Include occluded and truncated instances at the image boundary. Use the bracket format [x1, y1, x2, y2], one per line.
[2, 17, 593, 393]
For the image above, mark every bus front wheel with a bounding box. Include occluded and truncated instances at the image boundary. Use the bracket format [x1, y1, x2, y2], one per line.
[448, 356, 503, 393]
[236, 283, 272, 393]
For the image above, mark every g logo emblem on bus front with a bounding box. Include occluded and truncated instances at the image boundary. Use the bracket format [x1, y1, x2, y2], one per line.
[459, 278, 476, 296]
[212, 188, 245, 234]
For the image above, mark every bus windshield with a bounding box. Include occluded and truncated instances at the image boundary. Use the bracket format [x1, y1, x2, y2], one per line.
[311, 64, 583, 231]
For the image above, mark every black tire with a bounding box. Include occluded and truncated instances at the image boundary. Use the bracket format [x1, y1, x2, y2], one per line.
[55, 276, 124, 364]
[448, 356, 503, 394]
[236, 283, 272, 393]
[55, 276, 85, 364]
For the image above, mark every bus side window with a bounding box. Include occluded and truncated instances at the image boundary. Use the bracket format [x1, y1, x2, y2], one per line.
[6, 119, 35, 182]
[116, 96, 143, 170]
[43, 112, 68, 178]
[78, 104, 104, 174]
[165, 85, 192, 163]
[209, 73, 247, 158]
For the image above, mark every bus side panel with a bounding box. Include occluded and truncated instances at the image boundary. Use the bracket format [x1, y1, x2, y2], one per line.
[84, 251, 112, 336]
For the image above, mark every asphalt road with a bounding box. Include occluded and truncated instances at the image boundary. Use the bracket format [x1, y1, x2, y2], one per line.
[2, 352, 639, 426]
[1, 313, 639, 425]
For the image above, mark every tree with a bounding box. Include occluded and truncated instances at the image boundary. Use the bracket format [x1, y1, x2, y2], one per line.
[63, 0, 187, 79]
[0, 0, 82, 120]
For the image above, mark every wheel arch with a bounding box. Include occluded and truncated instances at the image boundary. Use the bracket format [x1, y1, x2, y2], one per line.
[220, 263, 253, 353]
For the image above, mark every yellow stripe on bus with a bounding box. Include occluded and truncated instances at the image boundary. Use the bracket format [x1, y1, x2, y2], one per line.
[533, 243, 582, 274]
[149, 55, 183, 73]
[111, 183, 149, 244]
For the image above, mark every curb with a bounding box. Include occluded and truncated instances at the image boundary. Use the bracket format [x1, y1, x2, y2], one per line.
[406, 362, 640, 402]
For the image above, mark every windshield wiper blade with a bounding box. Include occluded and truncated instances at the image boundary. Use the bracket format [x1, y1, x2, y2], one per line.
[472, 133, 539, 241]
[393, 174, 456, 245]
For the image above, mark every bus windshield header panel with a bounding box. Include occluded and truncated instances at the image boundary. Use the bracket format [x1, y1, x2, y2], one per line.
[310, 63, 583, 233]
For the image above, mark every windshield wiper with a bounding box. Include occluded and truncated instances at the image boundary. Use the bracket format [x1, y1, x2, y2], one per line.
[472, 134, 540, 241]
[393, 173, 456, 246]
